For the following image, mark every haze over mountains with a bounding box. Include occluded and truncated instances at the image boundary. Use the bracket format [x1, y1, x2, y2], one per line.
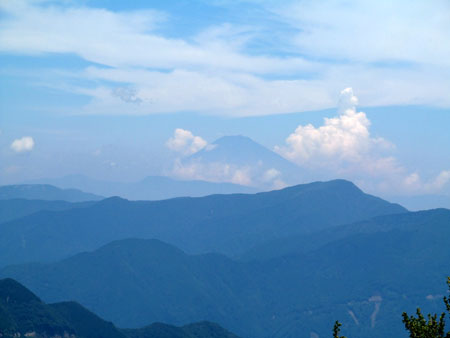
[25, 136, 301, 199]
[175, 135, 304, 188]
[26, 174, 256, 201]
[14, 135, 448, 210]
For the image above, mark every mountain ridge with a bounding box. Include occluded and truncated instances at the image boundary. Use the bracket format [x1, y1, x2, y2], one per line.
[0, 180, 406, 266]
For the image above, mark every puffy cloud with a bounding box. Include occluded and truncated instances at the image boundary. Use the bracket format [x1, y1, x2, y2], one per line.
[430, 170, 450, 190]
[275, 88, 450, 195]
[166, 129, 208, 156]
[275, 88, 390, 167]
[403, 170, 450, 194]
[10, 136, 34, 153]
[262, 168, 281, 182]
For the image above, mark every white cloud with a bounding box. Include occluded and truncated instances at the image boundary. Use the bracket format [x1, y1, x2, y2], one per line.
[171, 160, 289, 189]
[0, 1, 449, 116]
[0, 1, 313, 74]
[262, 168, 287, 189]
[10, 136, 34, 153]
[262, 168, 281, 182]
[275, 88, 390, 167]
[166, 129, 208, 156]
[76, 67, 335, 116]
[430, 170, 450, 191]
[171, 160, 253, 186]
[275, 88, 450, 195]
[403, 170, 450, 194]
[275, 0, 450, 67]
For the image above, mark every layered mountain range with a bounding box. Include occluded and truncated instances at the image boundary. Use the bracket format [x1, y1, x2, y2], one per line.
[0, 179, 405, 266]
[0, 179, 448, 338]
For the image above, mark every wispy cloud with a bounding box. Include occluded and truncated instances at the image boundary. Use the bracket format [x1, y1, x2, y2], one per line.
[0, 0, 449, 116]
[274, 0, 450, 67]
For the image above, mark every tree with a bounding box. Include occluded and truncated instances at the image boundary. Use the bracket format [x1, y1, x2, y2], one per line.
[402, 277, 450, 338]
[332, 321, 346, 338]
[333, 277, 450, 338]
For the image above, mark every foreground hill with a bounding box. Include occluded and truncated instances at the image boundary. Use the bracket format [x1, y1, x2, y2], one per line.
[0, 180, 406, 266]
[0, 278, 239, 338]
[3, 209, 449, 338]
[0, 278, 75, 337]
[28, 174, 257, 200]
[0, 184, 103, 202]
[0, 278, 122, 338]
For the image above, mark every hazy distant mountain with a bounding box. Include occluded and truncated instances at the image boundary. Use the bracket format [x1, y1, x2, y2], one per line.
[0, 180, 406, 266]
[27, 174, 257, 200]
[0, 184, 103, 202]
[190, 135, 297, 171]
[0, 278, 239, 338]
[178, 135, 306, 188]
[386, 194, 450, 211]
[0, 199, 94, 224]
[3, 209, 449, 338]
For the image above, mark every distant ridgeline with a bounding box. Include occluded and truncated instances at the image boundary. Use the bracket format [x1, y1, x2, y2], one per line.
[0, 278, 240, 338]
[0, 184, 103, 202]
[1, 180, 449, 338]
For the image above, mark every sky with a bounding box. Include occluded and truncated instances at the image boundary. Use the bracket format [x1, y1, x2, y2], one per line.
[0, 0, 449, 197]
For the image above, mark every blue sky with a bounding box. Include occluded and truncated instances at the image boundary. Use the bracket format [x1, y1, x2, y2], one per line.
[0, 0, 449, 197]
